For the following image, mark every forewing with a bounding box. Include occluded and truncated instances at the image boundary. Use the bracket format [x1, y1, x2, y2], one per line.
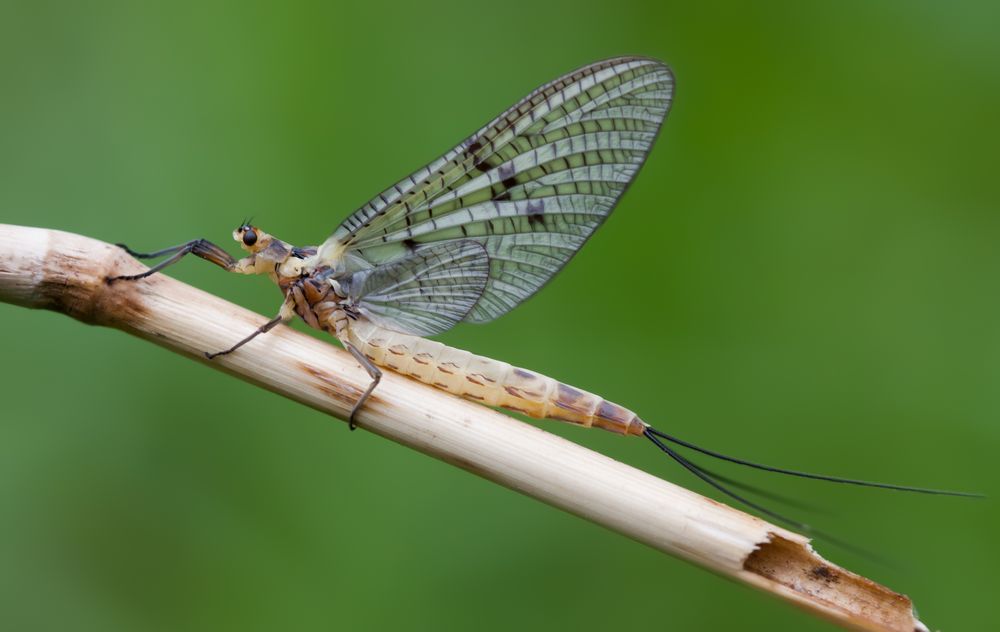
[349, 240, 489, 337]
[322, 57, 673, 322]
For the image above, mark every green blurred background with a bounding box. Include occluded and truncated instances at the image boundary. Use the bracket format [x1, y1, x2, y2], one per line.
[1, 1, 997, 630]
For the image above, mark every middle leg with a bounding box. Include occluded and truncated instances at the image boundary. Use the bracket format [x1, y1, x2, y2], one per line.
[205, 297, 296, 359]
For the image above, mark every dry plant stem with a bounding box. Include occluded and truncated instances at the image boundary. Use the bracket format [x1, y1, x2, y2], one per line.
[0, 224, 927, 632]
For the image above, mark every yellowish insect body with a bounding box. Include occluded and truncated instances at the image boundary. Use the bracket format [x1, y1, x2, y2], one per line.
[226, 223, 648, 437]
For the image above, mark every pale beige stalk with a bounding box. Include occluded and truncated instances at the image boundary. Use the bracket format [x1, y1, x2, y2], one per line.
[0, 224, 929, 632]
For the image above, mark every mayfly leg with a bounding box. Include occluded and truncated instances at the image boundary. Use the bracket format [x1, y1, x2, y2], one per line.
[108, 239, 236, 282]
[205, 315, 285, 360]
[205, 298, 295, 360]
[117, 242, 193, 260]
[343, 341, 381, 431]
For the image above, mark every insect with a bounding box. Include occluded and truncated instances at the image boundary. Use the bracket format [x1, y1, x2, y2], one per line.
[109, 57, 973, 536]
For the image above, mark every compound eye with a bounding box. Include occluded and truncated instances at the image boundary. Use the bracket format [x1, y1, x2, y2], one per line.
[242, 229, 258, 246]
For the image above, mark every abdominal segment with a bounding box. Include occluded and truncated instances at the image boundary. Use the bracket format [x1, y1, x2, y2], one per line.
[346, 319, 646, 436]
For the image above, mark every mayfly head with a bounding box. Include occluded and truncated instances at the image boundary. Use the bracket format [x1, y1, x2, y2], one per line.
[233, 222, 271, 254]
[232, 222, 307, 280]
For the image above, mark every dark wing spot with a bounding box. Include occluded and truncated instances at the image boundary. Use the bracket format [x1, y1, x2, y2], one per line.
[403, 238, 418, 252]
[525, 199, 546, 227]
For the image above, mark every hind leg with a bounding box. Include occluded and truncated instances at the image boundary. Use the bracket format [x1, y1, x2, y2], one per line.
[342, 341, 381, 431]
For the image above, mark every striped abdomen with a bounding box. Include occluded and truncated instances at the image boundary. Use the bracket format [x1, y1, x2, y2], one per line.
[346, 319, 646, 436]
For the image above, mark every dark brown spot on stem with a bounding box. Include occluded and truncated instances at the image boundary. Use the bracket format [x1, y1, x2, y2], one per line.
[811, 566, 839, 582]
[298, 362, 363, 406]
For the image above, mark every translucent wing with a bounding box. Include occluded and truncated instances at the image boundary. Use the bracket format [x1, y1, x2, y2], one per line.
[347, 240, 489, 337]
[321, 57, 673, 322]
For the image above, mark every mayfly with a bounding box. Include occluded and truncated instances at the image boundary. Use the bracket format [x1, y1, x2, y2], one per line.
[109, 57, 974, 534]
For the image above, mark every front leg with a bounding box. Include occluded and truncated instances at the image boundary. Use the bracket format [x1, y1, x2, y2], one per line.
[107, 239, 241, 282]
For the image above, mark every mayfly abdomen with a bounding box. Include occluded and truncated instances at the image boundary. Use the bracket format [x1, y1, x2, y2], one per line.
[348, 320, 646, 436]
[504, 371, 646, 436]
